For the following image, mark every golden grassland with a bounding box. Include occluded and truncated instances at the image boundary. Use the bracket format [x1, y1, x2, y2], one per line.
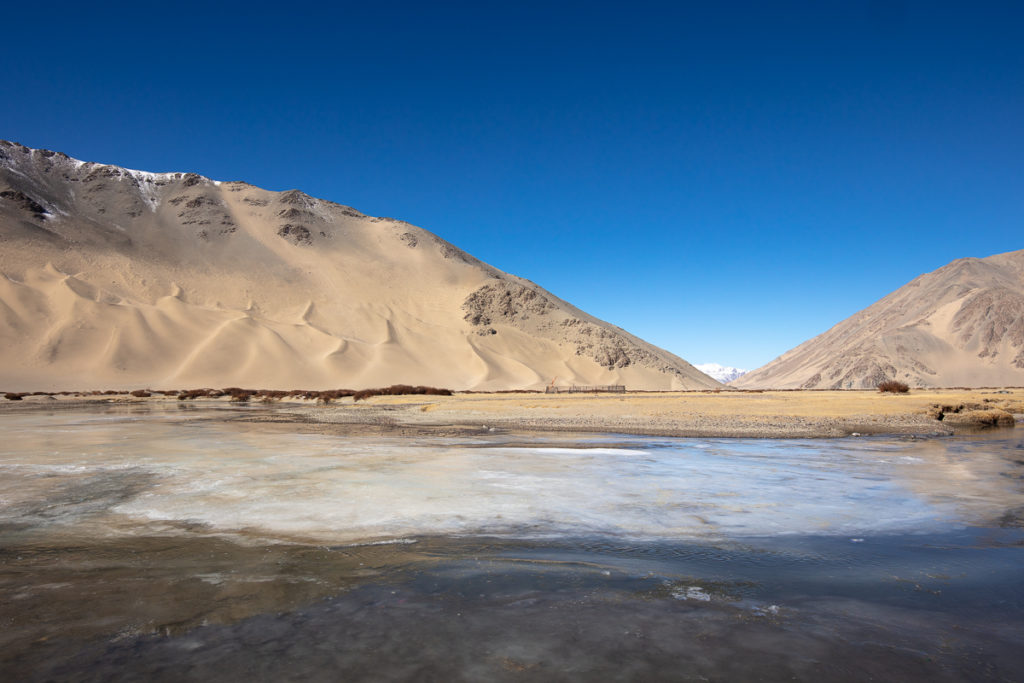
[368, 388, 1024, 434]
[3, 387, 1022, 438]
[403, 387, 1024, 417]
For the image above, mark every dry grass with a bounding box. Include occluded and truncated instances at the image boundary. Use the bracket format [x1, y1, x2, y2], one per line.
[2, 386, 1019, 437]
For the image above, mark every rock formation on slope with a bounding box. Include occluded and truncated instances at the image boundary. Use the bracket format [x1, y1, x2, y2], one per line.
[0, 140, 719, 391]
[733, 250, 1024, 389]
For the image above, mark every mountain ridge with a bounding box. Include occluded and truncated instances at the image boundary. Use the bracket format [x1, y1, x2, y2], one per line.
[733, 249, 1024, 389]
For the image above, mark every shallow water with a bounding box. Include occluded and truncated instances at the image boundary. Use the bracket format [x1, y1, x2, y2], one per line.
[1, 405, 1022, 681]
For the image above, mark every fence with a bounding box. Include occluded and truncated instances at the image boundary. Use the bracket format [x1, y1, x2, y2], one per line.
[545, 385, 626, 394]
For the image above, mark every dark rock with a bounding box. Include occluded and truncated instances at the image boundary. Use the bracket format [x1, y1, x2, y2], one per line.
[277, 207, 316, 221]
[463, 281, 557, 327]
[82, 165, 123, 182]
[278, 224, 312, 245]
[801, 373, 823, 389]
[0, 190, 48, 219]
[279, 190, 313, 206]
[185, 196, 218, 209]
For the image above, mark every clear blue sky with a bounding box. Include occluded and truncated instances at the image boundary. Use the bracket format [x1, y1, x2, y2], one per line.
[3, 1, 1021, 369]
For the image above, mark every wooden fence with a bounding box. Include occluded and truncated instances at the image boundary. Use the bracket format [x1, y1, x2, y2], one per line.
[545, 385, 626, 394]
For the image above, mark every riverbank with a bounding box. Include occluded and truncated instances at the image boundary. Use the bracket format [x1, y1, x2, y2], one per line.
[3, 388, 1021, 438]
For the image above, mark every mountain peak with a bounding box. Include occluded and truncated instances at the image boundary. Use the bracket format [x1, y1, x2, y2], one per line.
[693, 363, 748, 383]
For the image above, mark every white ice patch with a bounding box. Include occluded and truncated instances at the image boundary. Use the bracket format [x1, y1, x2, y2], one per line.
[0, 409, 1017, 545]
[672, 586, 712, 602]
[530, 447, 650, 456]
[10, 144, 220, 212]
[750, 604, 780, 616]
[128, 171, 169, 211]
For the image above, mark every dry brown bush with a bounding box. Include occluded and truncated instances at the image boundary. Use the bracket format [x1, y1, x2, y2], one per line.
[130, 390, 152, 398]
[4, 392, 23, 401]
[223, 387, 253, 402]
[317, 389, 356, 403]
[877, 380, 910, 393]
[353, 385, 453, 402]
[255, 390, 289, 402]
[178, 389, 213, 400]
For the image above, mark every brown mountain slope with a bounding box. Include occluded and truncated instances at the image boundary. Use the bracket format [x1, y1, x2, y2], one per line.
[732, 249, 1024, 389]
[0, 140, 719, 391]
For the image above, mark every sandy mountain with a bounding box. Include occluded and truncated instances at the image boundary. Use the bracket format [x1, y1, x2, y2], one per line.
[0, 141, 719, 392]
[733, 249, 1024, 389]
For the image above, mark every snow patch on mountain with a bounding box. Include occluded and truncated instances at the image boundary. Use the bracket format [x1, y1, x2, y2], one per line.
[694, 363, 749, 383]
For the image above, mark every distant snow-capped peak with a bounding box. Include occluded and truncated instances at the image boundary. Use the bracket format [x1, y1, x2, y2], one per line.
[694, 363, 749, 383]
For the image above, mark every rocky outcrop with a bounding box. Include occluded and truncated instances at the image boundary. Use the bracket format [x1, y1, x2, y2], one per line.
[462, 280, 719, 381]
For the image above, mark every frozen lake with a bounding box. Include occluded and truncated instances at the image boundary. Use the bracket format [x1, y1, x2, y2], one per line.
[1, 404, 1022, 680]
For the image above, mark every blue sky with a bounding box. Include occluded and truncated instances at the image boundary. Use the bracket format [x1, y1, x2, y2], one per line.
[3, 1, 1021, 369]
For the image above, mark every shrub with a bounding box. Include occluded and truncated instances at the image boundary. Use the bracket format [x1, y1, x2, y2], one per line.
[4, 392, 23, 401]
[255, 390, 289, 402]
[318, 389, 356, 403]
[177, 388, 213, 400]
[130, 390, 152, 398]
[877, 380, 909, 394]
[353, 385, 453, 402]
[223, 387, 253, 402]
